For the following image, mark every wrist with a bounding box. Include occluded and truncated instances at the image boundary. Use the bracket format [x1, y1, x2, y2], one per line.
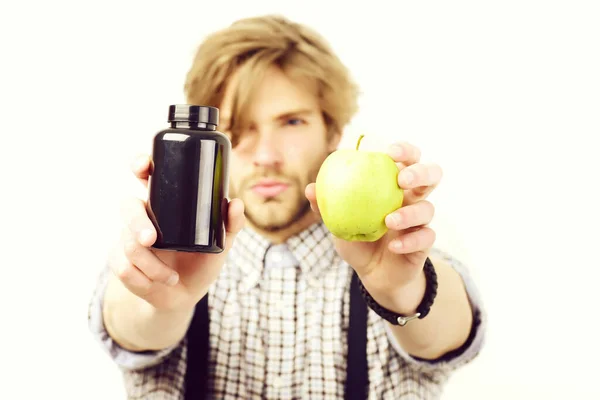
[104, 275, 196, 351]
[133, 301, 196, 351]
[369, 269, 426, 315]
[358, 257, 438, 326]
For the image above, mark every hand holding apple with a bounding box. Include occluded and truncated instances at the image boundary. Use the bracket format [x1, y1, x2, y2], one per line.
[315, 135, 404, 242]
[305, 136, 443, 314]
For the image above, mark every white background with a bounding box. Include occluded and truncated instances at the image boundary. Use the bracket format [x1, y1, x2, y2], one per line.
[1, 0, 599, 399]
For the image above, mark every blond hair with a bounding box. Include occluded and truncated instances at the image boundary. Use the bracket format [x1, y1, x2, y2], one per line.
[184, 15, 359, 144]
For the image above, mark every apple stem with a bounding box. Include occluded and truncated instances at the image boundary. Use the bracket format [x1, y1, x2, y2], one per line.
[356, 134, 365, 150]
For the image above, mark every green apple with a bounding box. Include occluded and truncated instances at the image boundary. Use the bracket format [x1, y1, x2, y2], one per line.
[316, 134, 404, 242]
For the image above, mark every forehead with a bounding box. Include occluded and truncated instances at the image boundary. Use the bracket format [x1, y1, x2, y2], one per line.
[219, 65, 320, 124]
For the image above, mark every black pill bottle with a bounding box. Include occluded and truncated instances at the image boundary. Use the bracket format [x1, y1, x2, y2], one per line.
[147, 104, 231, 253]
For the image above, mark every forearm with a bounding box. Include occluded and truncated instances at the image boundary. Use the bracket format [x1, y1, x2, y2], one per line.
[102, 274, 195, 352]
[375, 256, 473, 360]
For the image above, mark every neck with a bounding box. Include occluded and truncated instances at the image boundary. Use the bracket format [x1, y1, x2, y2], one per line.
[248, 210, 321, 245]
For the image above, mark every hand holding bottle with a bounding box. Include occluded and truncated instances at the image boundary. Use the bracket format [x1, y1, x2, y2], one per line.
[109, 154, 245, 312]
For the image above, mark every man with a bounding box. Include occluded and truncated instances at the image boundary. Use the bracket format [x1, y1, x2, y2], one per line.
[89, 14, 486, 399]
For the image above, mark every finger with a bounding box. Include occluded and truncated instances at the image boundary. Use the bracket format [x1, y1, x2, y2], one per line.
[388, 226, 436, 254]
[114, 261, 155, 296]
[224, 198, 246, 251]
[120, 197, 157, 247]
[387, 142, 421, 165]
[123, 231, 179, 286]
[398, 163, 443, 189]
[226, 198, 246, 235]
[385, 200, 435, 231]
[109, 243, 154, 295]
[130, 154, 153, 187]
[305, 183, 320, 216]
[395, 162, 409, 176]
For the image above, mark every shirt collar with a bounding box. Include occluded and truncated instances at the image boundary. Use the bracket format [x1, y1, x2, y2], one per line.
[231, 221, 338, 292]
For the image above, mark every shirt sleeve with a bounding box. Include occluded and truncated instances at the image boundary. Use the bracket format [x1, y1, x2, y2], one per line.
[383, 247, 487, 372]
[87, 265, 179, 371]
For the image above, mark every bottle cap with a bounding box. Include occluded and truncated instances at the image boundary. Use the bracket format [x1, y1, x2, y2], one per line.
[168, 104, 219, 126]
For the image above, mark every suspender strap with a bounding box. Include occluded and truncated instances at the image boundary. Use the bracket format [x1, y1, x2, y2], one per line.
[345, 271, 369, 400]
[184, 293, 210, 400]
[184, 271, 369, 399]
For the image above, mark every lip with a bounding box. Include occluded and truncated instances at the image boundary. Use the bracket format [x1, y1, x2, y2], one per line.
[251, 179, 289, 198]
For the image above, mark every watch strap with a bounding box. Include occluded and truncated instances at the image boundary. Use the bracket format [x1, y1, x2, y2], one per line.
[357, 257, 438, 326]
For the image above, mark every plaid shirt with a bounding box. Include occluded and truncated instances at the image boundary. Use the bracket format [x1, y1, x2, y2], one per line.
[89, 222, 486, 399]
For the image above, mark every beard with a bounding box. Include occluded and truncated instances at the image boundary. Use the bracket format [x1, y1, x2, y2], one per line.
[230, 163, 322, 233]
[247, 185, 312, 232]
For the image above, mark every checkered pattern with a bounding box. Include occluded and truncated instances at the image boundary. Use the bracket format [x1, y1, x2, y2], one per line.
[89, 222, 486, 399]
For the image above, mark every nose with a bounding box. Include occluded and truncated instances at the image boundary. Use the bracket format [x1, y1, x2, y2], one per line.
[252, 131, 282, 169]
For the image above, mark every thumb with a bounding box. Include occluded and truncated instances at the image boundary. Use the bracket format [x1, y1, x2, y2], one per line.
[305, 183, 321, 216]
[224, 198, 246, 251]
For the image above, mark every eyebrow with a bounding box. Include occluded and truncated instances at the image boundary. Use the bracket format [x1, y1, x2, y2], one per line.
[274, 108, 317, 121]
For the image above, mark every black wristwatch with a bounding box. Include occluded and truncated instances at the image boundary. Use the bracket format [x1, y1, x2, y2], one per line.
[357, 257, 438, 326]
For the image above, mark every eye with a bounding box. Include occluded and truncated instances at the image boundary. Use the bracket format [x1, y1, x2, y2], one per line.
[286, 118, 305, 126]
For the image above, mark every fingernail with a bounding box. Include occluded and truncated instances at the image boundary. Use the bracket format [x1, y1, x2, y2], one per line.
[393, 241, 403, 251]
[139, 229, 154, 244]
[132, 155, 146, 171]
[118, 264, 130, 277]
[386, 214, 402, 227]
[402, 172, 414, 185]
[390, 145, 403, 158]
[166, 273, 179, 286]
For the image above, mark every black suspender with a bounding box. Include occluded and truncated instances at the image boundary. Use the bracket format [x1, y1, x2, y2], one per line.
[184, 293, 210, 400]
[184, 271, 369, 399]
[344, 272, 369, 400]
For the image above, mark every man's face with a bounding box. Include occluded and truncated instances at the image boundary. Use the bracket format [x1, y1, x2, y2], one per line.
[220, 66, 339, 233]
